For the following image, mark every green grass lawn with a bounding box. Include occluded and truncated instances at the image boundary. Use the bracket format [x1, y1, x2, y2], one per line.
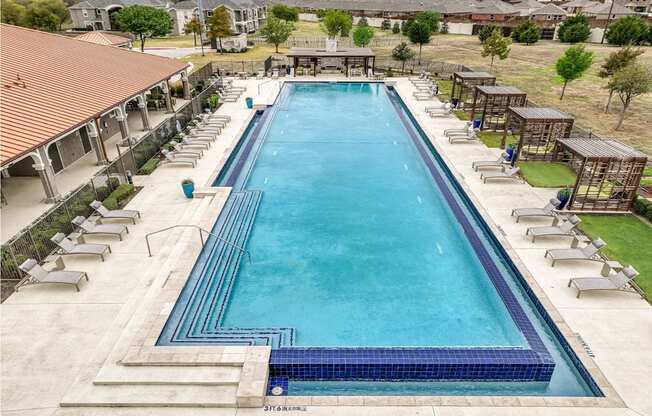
[579, 215, 652, 299]
[453, 110, 469, 120]
[478, 131, 519, 148]
[517, 161, 576, 188]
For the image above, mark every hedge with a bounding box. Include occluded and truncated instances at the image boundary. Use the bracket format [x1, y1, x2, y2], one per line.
[102, 184, 134, 210]
[633, 197, 652, 222]
[139, 158, 159, 175]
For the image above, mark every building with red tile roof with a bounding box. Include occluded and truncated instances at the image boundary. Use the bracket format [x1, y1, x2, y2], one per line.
[74, 31, 132, 47]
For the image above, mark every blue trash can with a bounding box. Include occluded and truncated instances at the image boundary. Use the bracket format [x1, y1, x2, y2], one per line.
[245, 97, 253, 109]
[473, 118, 482, 129]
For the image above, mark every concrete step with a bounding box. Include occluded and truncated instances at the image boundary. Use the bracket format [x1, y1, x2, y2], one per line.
[60, 384, 238, 408]
[94, 364, 241, 386]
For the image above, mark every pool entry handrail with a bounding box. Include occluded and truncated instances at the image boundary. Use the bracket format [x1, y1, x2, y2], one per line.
[145, 224, 251, 263]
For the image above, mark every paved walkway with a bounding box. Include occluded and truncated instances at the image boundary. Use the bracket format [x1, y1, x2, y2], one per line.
[1, 77, 650, 416]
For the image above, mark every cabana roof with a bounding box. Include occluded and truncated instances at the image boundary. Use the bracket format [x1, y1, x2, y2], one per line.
[508, 107, 574, 121]
[558, 138, 648, 161]
[454, 71, 495, 80]
[287, 47, 375, 58]
[476, 86, 525, 95]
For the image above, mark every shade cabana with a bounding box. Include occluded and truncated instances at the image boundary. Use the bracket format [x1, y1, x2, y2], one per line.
[469, 86, 527, 131]
[504, 107, 574, 160]
[450, 71, 496, 109]
[287, 47, 375, 77]
[558, 138, 647, 212]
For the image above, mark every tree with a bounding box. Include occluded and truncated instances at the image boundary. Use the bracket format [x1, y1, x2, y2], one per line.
[555, 45, 593, 100]
[646, 24, 652, 45]
[557, 14, 591, 43]
[206, 6, 231, 54]
[401, 19, 413, 36]
[440, 21, 449, 34]
[270, 4, 298, 22]
[478, 23, 499, 43]
[116, 5, 172, 52]
[511, 20, 540, 45]
[1, 0, 27, 25]
[184, 17, 202, 47]
[352, 25, 374, 47]
[357, 16, 368, 27]
[392, 22, 400, 34]
[260, 15, 294, 53]
[392, 42, 416, 72]
[321, 9, 352, 38]
[415, 11, 440, 34]
[608, 63, 652, 129]
[381, 19, 391, 30]
[407, 20, 431, 64]
[599, 47, 644, 112]
[605, 16, 647, 46]
[481, 28, 511, 70]
[24, 0, 68, 31]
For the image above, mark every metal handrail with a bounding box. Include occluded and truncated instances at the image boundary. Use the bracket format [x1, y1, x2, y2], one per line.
[257, 79, 280, 96]
[145, 224, 251, 263]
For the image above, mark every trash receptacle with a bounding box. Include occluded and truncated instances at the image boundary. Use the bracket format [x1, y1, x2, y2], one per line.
[245, 97, 253, 109]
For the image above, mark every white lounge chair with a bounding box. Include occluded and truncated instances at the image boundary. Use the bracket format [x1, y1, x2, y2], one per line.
[72, 216, 128, 240]
[444, 123, 473, 136]
[208, 114, 231, 122]
[160, 149, 197, 167]
[472, 153, 509, 171]
[17, 259, 88, 292]
[449, 130, 479, 144]
[220, 94, 239, 102]
[187, 129, 218, 141]
[481, 166, 520, 183]
[177, 136, 210, 149]
[90, 200, 140, 224]
[51, 232, 111, 261]
[511, 198, 561, 223]
[569, 266, 640, 298]
[172, 143, 203, 158]
[526, 215, 581, 242]
[545, 238, 606, 267]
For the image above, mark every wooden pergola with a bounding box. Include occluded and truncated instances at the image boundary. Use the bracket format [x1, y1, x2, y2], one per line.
[558, 138, 648, 212]
[504, 107, 574, 160]
[450, 71, 496, 109]
[469, 86, 527, 131]
[287, 47, 375, 77]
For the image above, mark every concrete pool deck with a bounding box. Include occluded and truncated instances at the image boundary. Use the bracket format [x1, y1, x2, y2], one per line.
[1, 77, 651, 416]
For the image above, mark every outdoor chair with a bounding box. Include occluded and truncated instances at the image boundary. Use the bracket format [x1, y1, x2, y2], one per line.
[415, 82, 437, 91]
[72, 216, 128, 240]
[187, 129, 218, 141]
[160, 149, 197, 168]
[427, 103, 451, 117]
[545, 238, 606, 267]
[16, 259, 88, 292]
[220, 94, 239, 102]
[207, 114, 231, 122]
[177, 137, 210, 149]
[90, 200, 141, 224]
[444, 123, 473, 137]
[413, 89, 437, 101]
[201, 119, 227, 128]
[449, 130, 479, 144]
[568, 266, 640, 298]
[51, 232, 111, 261]
[511, 198, 561, 223]
[481, 166, 521, 183]
[172, 143, 203, 158]
[472, 153, 509, 171]
[526, 215, 581, 242]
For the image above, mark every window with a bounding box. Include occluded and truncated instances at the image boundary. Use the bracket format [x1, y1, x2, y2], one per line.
[82, 9, 88, 16]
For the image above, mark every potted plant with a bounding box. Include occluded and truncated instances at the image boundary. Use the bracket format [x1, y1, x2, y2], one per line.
[208, 95, 219, 110]
[505, 143, 515, 162]
[556, 187, 572, 210]
[181, 178, 195, 199]
[473, 114, 482, 129]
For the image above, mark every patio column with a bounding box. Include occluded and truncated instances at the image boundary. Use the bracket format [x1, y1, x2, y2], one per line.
[137, 94, 151, 131]
[181, 72, 191, 100]
[87, 121, 108, 165]
[162, 82, 174, 113]
[115, 104, 130, 142]
[33, 146, 60, 202]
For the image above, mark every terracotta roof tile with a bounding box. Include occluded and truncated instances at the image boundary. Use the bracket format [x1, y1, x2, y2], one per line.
[74, 31, 131, 46]
[0, 24, 189, 165]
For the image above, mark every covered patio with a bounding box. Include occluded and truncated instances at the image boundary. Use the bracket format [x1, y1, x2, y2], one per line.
[450, 71, 496, 109]
[469, 86, 527, 131]
[504, 106, 574, 160]
[0, 24, 191, 243]
[287, 47, 376, 77]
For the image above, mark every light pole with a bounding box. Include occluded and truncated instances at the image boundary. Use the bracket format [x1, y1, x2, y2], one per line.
[600, 0, 616, 44]
[197, 0, 206, 56]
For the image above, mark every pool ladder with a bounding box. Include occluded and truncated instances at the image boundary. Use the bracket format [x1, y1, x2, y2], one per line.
[145, 224, 251, 263]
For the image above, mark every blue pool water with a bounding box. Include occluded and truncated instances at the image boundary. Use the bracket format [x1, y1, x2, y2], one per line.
[161, 82, 598, 396]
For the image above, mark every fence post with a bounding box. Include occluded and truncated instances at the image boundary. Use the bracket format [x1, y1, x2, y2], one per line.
[8, 244, 22, 278]
[27, 229, 42, 261]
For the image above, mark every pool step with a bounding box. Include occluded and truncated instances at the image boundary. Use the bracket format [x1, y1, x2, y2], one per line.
[168, 190, 268, 345]
[94, 365, 241, 385]
[60, 384, 238, 408]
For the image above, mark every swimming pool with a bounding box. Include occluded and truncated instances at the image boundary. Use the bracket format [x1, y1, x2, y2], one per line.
[159, 82, 599, 396]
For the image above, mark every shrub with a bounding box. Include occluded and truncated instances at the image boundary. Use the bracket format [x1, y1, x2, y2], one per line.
[357, 17, 368, 27]
[512, 21, 540, 45]
[478, 24, 499, 43]
[270, 4, 299, 21]
[633, 197, 652, 216]
[139, 158, 159, 175]
[381, 19, 391, 30]
[112, 184, 135, 204]
[102, 196, 118, 210]
[558, 14, 591, 43]
[392, 22, 400, 34]
[605, 16, 647, 46]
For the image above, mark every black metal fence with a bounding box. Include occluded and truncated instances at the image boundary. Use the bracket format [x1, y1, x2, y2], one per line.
[249, 35, 403, 49]
[0, 86, 218, 281]
[375, 58, 472, 79]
